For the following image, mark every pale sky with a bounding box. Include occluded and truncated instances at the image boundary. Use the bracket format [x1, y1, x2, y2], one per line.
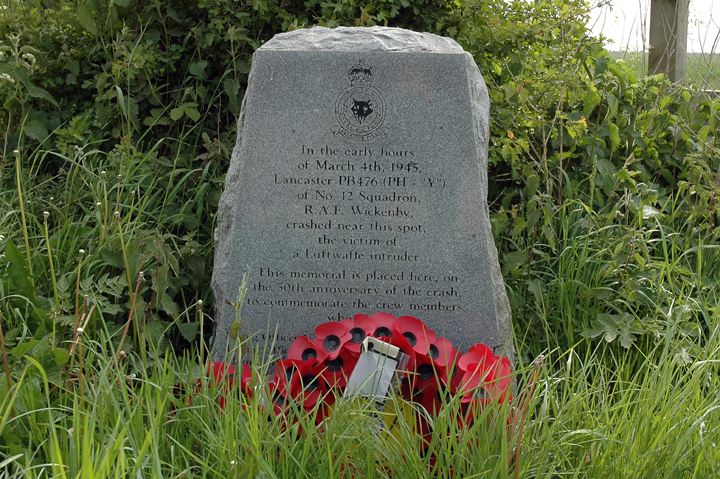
[587, 0, 720, 52]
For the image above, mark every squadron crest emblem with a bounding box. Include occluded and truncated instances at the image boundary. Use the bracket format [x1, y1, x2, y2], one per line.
[332, 60, 388, 141]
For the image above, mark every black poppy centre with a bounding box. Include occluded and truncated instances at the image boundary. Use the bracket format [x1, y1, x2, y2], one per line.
[403, 332, 417, 347]
[302, 348, 318, 361]
[417, 363, 434, 381]
[350, 327, 366, 343]
[374, 326, 392, 337]
[325, 357, 344, 372]
[301, 375, 318, 392]
[324, 335, 341, 351]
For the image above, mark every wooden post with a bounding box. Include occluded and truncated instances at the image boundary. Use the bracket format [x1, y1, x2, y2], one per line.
[648, 0, 689, 83]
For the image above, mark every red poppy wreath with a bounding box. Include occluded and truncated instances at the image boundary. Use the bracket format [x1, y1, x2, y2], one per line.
[209, 312, 513, 427]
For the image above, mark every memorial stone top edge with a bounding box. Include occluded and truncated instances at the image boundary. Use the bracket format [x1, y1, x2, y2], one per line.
[259, 26, 466, 53]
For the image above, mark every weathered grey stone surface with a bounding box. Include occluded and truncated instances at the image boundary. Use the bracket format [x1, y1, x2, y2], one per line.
[211, 26, 514, 362]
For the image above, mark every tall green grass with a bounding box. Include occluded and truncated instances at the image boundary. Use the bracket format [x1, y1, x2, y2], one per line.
[1, 322, 720, 478]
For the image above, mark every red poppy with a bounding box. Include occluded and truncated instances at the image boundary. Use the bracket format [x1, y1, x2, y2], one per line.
[410, 351, 447, 392]
[458, 344, 495, 375]
[292, 365, 327, 411]
[392, 315, 437, 356]
[273, 357, 329, 412]
[317, 347, 359, 389]
[288, 335, 328, 363]
[429, 337, 456, 368]
[468, 342, 495, 355]
[340, 314, 376, 353]
[274, 358, 311, 400]
[370, 312, 397, 338]
[458, 346, 512, 404]
[313, 322, 352, 360]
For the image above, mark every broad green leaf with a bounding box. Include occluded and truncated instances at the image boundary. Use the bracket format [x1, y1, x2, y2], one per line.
[144, 322, 169, 350]
[24, 120, 48, 142]
[128, 96, 139, 129]
[698, 125, 711, 143]
[170, 106, 185, 121]
[185, 107, 200, 122]
[583, 90, 601, 118]
[160, 294, 180, 319]
[76, 4, 98, 34]
[5, 241, 37, 302]
[512, 216, 527, 236]
[144, 115, 171, 126]
[12, 339, 41, 359]
[525, 174, 540, 199]
[28, 86, 58, 106]
[188, 61, 209, 79]
[13, 66, 30, 87]
[607, 123, 620, 152]
[115, 86, 127, 119]
[605, 93, 618, 120]
[528, 279, 544, 306]
[596, 157, 617, 177]
[178, 322, 199, 343]
[618, 321, 642, 349]
[53, 348, 70, 366]
[594, 56, 610, 76]
[186, 256, 205, 284]
[65, 60, 80, 76]
[613, 168, 636, 187]
[100, 247, 124, 268]
[223, 78, 241, 98]
[33, 342, 63, 386]
[541, 224, 556, 252]
[502, 251, 527, 274]
[584, 313, 641, 349]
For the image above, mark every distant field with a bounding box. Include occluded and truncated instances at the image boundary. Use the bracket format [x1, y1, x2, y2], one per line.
[609, 51, 720, 90]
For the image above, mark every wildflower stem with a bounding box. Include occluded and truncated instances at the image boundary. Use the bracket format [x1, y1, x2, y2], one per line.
[101, 171, 108, 246]
[113, 273, 144, 368]
[197, 300, 204, 367]
[115, 211, 143, 360]
[15, 150, 34, 287]
[114, 174, 122, 221]
[68, 297, 88, 356]
[43, 214, 59, 311]
[115, 212, 133, 303]
[74, 251, 84, 334]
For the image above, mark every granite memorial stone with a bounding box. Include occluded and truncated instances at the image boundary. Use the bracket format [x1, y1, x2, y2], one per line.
[211, 26, 514, 362]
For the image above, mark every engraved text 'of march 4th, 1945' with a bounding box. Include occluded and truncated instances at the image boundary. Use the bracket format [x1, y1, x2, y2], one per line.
[247, 142, 465, 330]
